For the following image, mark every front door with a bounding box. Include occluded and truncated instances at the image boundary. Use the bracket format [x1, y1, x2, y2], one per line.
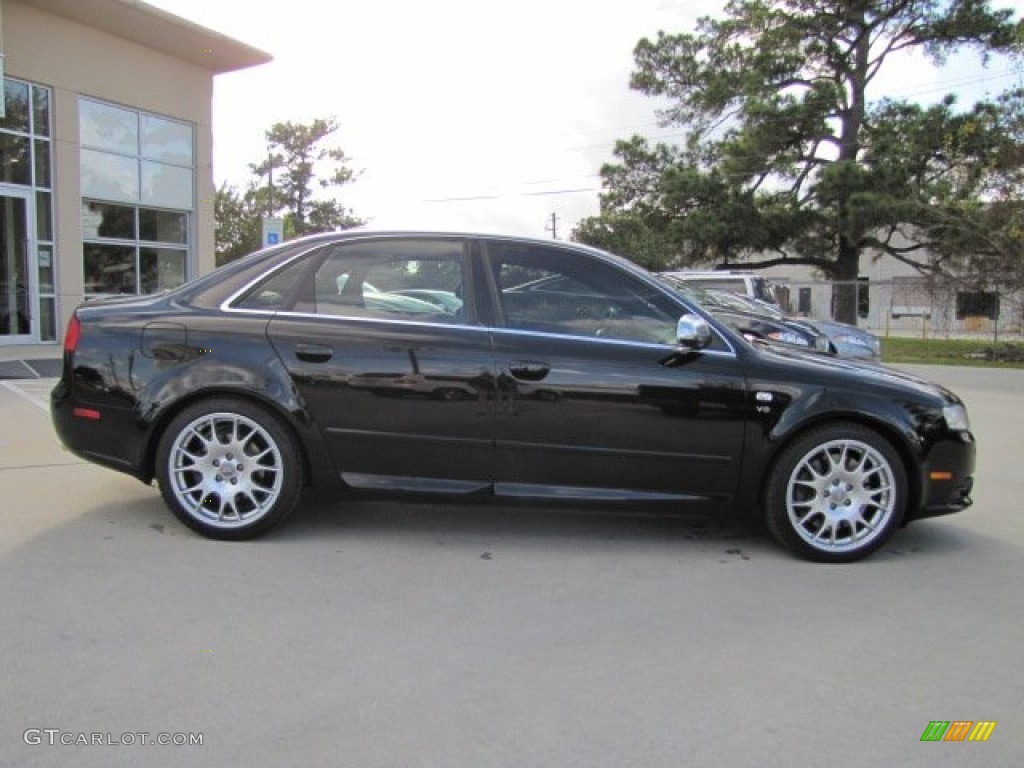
[482, 239, 748, 507]
[0, 191, 33, 342]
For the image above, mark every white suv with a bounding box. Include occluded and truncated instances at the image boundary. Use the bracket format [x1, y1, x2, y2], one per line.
[659, 270, 780, 305]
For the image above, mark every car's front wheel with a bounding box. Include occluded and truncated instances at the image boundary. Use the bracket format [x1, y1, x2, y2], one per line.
[155, 399, 303, 539]
[764, 423, 907, 563]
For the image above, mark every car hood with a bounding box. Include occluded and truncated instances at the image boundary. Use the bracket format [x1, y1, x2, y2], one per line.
[753, 343, 960, 404]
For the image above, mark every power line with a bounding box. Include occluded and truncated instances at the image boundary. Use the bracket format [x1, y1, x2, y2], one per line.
[422, 187, 600, 204]
[411, 74, 1022, 204]
[554, 67, 1020, 154]
[394, 68, 1024, 206]
[326, 67, 1023, 211]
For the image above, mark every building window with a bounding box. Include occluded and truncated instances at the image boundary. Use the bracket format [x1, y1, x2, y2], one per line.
[79, 98, 193, 296]
[798, 287, 812, 315]
[857, 277, 870, 319]
[1, 78, 56, 341]
[82, 202, 188, 296]
[0, 132, 31, 185]
[956, 291, 999, 320]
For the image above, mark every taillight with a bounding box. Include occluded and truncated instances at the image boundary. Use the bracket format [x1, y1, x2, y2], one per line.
[64, 314, 81, 353]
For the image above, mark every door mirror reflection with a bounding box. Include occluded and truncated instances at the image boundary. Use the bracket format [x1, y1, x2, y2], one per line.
[676, 313, 712, 350]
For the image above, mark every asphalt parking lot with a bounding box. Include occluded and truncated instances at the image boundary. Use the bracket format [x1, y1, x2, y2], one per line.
[1, 365, 1021, 767]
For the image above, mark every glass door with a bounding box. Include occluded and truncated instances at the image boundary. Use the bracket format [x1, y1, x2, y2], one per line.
[0, 191, 33, 342]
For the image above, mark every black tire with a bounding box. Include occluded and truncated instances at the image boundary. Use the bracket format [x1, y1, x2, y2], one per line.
[155, 398, 304, 540]
[764, 423, 907, 563]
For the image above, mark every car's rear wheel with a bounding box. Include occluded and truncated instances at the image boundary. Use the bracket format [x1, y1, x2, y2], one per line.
[764, 423, 907, 563]
[155, 399, 303, 539]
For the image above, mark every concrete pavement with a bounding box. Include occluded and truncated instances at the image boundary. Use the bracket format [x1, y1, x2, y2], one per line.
[1, 366, 1021, 767]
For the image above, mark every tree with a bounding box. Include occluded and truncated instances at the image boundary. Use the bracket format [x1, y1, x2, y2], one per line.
[879, 89, 1024, 288]
[250, 117, 362, 237]
[216, 117, 363, 264]
[573, 0, 1021, 322]
[214, 182, 266, 265]
[572, 212, 679, 271]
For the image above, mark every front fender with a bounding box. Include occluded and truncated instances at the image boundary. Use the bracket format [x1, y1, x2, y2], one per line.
[736, 384, 930, 517]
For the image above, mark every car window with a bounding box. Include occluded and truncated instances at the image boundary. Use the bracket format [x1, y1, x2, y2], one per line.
[486, 242, 679, 345]
[232, 252, 311, 310]
[237, 238, 467, 323]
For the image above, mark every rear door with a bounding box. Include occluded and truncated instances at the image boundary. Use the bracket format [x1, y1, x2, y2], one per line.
[263, 236, 497, 492]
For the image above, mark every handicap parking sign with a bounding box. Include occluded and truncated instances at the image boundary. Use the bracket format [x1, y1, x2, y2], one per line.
[261, 217, 285, 248]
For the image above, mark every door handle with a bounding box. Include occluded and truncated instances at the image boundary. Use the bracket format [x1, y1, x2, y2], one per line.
[508, 361, 550, 381]
[295, 343, 334, 363]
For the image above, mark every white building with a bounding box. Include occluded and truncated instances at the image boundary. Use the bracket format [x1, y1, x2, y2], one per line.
[1, 0, 270, 350]
[753, 246, 1021, 339]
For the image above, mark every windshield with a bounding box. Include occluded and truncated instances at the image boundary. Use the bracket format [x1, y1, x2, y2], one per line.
[658, 275, 717, 306]
[705, 289, 785, 319]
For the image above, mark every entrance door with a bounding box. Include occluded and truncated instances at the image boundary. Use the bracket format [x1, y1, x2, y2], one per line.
[0, 192, 33, 342]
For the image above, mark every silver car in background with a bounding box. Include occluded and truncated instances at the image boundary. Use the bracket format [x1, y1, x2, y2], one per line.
[713, 292, 881, 360]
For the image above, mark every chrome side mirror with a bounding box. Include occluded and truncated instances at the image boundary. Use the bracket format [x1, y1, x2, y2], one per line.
[676, 313, 712, 350]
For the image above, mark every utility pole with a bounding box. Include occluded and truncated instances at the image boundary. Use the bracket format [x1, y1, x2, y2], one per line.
[267, 151, 275, 216]
[545, 212, 559, 239]
[261, 150, 284, 248]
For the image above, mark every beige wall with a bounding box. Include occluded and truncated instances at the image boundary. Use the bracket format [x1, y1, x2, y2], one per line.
[2, 0, 216, 336]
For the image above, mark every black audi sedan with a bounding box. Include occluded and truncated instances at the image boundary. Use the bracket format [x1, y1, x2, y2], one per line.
[51, 231, 975, 562]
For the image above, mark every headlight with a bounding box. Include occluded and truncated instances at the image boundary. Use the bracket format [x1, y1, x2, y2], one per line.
[943, 404, 971, 432]
[767, 331, 808, 346]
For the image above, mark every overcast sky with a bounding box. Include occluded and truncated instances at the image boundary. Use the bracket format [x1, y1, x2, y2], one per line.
[148, 0, 1022, 239]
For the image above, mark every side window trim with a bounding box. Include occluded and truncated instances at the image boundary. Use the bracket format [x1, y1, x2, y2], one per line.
[239, 236, 472, 326]
[277, 247, 331, 311]
[225, 244, 330, 313]
[480, 238, 683, 345]
[468, 238, 499, 327]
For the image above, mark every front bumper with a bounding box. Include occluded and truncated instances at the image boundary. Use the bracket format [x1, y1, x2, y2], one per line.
[912, 432, 976, 521]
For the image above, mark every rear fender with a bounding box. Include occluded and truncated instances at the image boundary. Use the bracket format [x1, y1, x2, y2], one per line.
[136, 356, 336, 489]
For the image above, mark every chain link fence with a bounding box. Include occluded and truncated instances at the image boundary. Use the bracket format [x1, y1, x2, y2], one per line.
[779, 277, 1023, 341]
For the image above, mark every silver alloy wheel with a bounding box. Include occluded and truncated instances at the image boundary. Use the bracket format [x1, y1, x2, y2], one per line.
[167, 411, 284, 529]
[785, 438, 897, 554]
